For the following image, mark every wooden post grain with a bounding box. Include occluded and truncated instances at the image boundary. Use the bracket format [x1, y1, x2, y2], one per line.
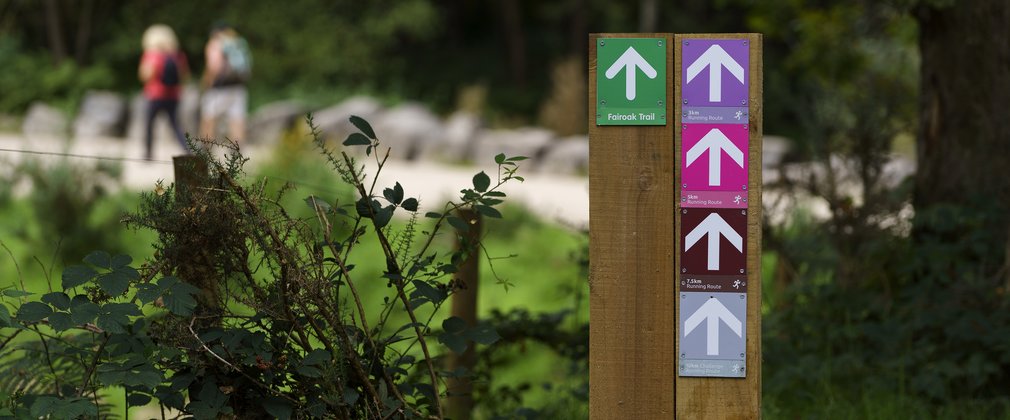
[588, 33, 676, 418]
[674, 33, 763, 419]
[446, 208, 481, 420]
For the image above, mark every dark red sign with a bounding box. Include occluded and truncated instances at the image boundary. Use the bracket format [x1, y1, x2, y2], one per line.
[680, 208, 747, 275]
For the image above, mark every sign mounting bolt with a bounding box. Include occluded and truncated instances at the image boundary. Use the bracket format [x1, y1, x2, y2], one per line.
[658, 40, 663, 46]
[658, 100, 663, 106]
[600, 40, 605, 46]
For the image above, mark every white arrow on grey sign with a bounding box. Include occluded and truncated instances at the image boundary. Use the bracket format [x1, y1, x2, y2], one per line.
[684, 212, 743, 271]
[686, 44, 745, 102]
[684, 297, 743, 355]
[685, 127, 744, 187]
[605, 46, 657, 101]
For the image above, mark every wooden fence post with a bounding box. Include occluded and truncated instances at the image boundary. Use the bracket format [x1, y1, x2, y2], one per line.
[446, 208, 481, 420]
[588, 33, 677, 418]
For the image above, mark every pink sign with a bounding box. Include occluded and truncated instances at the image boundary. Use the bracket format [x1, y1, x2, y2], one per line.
[681, 123, 748, 192]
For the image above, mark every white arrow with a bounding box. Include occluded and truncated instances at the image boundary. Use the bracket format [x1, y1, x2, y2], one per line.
[685, 212, 743, 271]
[605, 46, 657, 101]
[686, 128, 744, 187]
[684, 297, 742, 356]
[685, 44, 744, 102]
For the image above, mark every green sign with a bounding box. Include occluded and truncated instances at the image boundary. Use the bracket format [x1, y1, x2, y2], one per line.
[597, 38, 667, 126]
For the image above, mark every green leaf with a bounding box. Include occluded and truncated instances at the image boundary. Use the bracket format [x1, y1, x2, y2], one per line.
[442, 316, 467, 334]
[104, 302, 142, 317]
[303, 349, 331, 366]
[111, 254, 132, 269]
[438, 332, 467, 354]
[374, 205, 394, 229]
[42, 292, 71, 310]
[2, 289, 32, 298]
[465, 324, 502, 346]
[305, 196, 332, 213]
[296, 365, 322, 378]
[97, 313, 126, 334]
[506, 156, 529, 162]
[83, 250, 112, 269]
[412, 280, 446, 305]
[165, 281, 200, 316]
[472, 171, 491, 192]
[383, 182, 404, 205]
[62, 265, 98, 289]
[401, 198, 419, 212]
[97, 269, 134, 296]
[71, 302, 100, 325]
[349, 115, 376, 139]
[135, 284, 161, 305]
[475, 204, 502, 218]
[494, 153, 506, 164]
[0, 304, 11, 328]
[447, 216, 469, 233]
[48, 312, 73, 332]
[127, 393, 152, 407]
[484, 191, 506, 198]
[425, 211, 442, 219]
[262, 397, 293, 420]
[343, 132, 371, 146]
[16, 302, 52, 322]
[343, 389, 360, 406]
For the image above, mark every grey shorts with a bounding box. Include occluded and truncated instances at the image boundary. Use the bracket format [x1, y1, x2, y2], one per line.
[201, 86, 247, 121]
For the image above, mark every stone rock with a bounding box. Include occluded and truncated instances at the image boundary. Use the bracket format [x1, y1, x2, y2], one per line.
[373, 102, 444, 160]
[419, 111, 482, 162]
[470, 127, 556, 168]
[248, 100, 306, 145]
[73, 90, 128, 138]
[762, 135, 790, 168]
[312, 96, 383, 144]
[539, 136, 589, 175]
[22, 102, 68, 137]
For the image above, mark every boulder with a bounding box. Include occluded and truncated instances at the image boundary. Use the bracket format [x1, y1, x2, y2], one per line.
[248, 100, 306, 145]
[539, 135, 589, 175]
[373, 102, 444, 160]
[418, 111, 482, 163]
[470, 127, 556, 168]
[312, 96, 383, 144]
[73, 90, 128, 138]
[22, 102, 68, 137]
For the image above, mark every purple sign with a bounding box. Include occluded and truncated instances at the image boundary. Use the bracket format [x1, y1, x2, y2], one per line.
[681, 123, 748, 192]
[682, 39, 749, 107]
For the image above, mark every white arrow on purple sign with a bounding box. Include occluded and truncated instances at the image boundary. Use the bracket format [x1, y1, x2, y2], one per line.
[682, 40, 749, 107]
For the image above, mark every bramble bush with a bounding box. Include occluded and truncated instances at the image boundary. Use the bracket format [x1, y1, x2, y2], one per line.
[0, 115, 529, 418]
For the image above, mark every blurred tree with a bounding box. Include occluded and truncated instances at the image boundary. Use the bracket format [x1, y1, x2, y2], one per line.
[913, 0, 1010, 280]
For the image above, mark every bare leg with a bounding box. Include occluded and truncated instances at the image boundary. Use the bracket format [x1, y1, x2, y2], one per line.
[228, 118, 245, 147]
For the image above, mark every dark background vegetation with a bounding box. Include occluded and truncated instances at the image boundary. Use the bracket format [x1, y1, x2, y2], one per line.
[1, 0, 1009, 418]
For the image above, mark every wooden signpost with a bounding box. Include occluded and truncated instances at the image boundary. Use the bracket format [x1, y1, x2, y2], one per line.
[588, 33, 762, 419]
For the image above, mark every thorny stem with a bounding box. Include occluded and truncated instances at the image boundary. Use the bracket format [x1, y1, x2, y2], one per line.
[77, 332, 111, 398]
[342, 151, 445, 420]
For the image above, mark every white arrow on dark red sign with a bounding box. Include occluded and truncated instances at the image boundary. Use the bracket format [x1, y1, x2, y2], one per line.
[685, 44, 745, 102]
[685, 128, 744, 187]
[605, 46, 658, 101]
[685, 212, 743, 271]
[684, 297, 743, 355]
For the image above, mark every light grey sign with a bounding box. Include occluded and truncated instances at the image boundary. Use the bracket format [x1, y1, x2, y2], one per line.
[679, 291, 746, 378]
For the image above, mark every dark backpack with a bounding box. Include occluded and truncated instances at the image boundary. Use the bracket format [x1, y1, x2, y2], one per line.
[161, 55, 180, 86]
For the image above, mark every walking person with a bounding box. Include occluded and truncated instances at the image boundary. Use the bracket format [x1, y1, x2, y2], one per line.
[139, 24, 191, 160]
[200, 22, 252, 146]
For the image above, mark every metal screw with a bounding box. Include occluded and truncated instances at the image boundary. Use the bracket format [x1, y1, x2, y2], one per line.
[741, 100, 747, 105]
[681, 353, 686, 358]
[682, 183, 687, 188]
[658, 40, 663, 46]
[740, 353, 745, 357]
[683, 100, 688, 104]
[681, 294, 686, 299]
[684, 41, 690, 46]
[742, 185, 748, 190]
[682, 268, 687, 273]
[601, 100, 607, 105]
[739, 269, 745, 274]
[743, 125, 748, 130]
[682, 125, 687, 129]
[683, 112, 688, 117]
[740, 294, 745, 300]
[742, 210, 747, 215]
[743, 40, 749, 45]
[658, 100, 663, 106]
[681, 197, 686, 202]
[600, 40, 605, 46]
[661, 115, 666, 119]
[743, 198, 748, 203]
[682, 209, 688, 214]
[596, 114, 601, 118]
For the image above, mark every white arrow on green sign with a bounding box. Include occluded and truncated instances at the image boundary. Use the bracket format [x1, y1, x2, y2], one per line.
[597, 38, 667, 126]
